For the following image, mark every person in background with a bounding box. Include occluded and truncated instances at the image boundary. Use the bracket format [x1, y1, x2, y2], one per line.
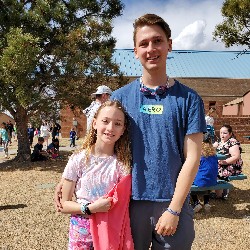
[58, 100, 133, 249]
[12, 123, 17, 141]
[47, 138, 60, 159]
[40, 121, 50, 147]
[0, 122, 9, 158]
[6, 120, 14, 144]
[27, 123, 35, 147]
[205, 107, 216, 143]
[213, 124, 243, 199]
[31, 137, 48, 162]
[190, 133, 218, 213]
[69, 127, 77, 147]
[34, 127, 40, 138]
[83, 85, 112, 133]
[51, 122, 61, 140]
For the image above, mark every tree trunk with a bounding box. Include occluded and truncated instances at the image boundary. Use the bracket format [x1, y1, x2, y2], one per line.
[14, 105, 31, 161]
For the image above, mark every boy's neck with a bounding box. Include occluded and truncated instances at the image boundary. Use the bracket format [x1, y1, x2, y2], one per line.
[141, 71, 173, 89]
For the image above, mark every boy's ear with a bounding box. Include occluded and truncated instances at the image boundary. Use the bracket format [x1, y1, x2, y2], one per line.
[134, 47, 139, 59]
[168, 39, 172, 52]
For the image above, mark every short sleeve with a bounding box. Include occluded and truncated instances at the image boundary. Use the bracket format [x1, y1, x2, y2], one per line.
[186, 93, 206, 135]
[62, 153, 81, 181]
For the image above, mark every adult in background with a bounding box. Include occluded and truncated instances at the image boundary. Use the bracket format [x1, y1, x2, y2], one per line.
[6, 120, 14, 144]
[110, 14, 206, 249]
[51, 122, 61, 140]
[40, 121, 50, 147]
[83, 85, 112, 133]
[213, 124, 243, 199]
[205, 107, 216, 143]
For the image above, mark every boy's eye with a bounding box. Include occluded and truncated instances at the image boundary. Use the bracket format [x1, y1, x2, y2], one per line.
[139, 41, 148, 47]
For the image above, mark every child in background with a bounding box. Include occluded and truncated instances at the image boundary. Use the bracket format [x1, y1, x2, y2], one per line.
[27, 123, 35, 147]
[69, 127, 76, 147]
[31, 137, 48, 162]
[0, 123, 9, 158]
[191, 133, 218, 213]
[34, 128, 40, 138]
[58, 100, 133, 249]
[47, 138, 60, 159]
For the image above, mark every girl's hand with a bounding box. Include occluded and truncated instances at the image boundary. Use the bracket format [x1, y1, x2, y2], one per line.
[89, 196, 113, 213]
[155, 211, 179, 236]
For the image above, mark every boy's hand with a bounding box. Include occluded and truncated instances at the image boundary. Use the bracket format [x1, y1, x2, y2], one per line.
[155, 211, 179, 236]
[54, 181, 63, 212]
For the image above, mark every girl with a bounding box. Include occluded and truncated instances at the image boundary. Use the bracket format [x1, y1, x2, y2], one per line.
[59, 100, 133, 249]
[0, 123, 9, 158]
[191, 133, 218, 213]
[213, 124, 243, 198]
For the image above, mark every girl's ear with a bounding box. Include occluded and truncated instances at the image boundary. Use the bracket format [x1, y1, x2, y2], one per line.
[92, 118, 97, 130]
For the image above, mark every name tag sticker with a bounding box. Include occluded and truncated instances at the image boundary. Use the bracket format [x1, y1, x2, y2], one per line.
[140, 105, 163, 114]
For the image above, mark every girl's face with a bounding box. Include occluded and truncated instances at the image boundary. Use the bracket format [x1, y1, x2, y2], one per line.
[93, 106, 125, 145]
[220, 127, 231, 142]
[134, 24, 172, 73]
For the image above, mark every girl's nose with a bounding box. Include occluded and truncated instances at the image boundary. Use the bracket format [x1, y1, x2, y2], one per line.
[107, 122, 114, 131]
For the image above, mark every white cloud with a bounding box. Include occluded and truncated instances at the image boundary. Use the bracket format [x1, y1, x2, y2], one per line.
[112, 0, 246, 51]
[173, 20, 207, 50]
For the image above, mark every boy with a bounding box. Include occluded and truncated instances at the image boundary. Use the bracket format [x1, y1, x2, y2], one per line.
[110, 14, 206, 249]
[31, 137, 48, 162]
[69, 127, 76, 147]
[47, 138, 60, 158]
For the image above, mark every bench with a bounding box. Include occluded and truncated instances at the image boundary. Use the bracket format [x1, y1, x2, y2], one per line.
[228, 174, 247, 181]
[243, 136, 250, 140]
[191, 180, 234, 193]
[190, 174, 247, 194]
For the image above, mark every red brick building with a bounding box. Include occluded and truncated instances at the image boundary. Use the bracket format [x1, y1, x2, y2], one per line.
[60, 50, 250, 143]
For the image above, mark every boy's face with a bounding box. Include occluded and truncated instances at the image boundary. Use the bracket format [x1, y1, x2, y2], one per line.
[134, 24, 172, 73]
[38, 141, 44, 145]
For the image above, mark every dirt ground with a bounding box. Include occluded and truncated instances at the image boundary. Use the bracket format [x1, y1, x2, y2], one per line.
[0, 140, 249, 250]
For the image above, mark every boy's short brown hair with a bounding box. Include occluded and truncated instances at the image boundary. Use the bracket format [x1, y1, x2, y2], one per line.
[133, 13, 171, 46]
[38, 137, 45, 142]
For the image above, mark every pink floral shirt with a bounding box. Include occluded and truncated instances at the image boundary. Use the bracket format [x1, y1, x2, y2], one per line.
[62, 150, 128, 204]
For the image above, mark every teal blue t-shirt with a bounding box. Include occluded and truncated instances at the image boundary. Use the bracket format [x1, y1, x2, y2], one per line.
[112, 79, 207, 201]
[0, 128, 9, 142]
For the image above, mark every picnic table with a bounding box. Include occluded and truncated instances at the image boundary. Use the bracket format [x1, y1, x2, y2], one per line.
[243, 135, 250, 140]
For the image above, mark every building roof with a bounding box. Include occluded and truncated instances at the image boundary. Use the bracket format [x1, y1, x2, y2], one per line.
[224, 97, 243, 106]
[113, 49, 250, 79]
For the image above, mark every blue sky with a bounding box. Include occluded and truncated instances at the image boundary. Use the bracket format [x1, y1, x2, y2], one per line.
[112, 0, 245, 51]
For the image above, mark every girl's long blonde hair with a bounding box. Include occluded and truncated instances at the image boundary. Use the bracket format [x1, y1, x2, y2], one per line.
[82, 100, 132, 173]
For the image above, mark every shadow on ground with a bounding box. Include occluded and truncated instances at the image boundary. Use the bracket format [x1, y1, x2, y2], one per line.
[194, 187, 250, 220]
[0, 151, 72, 173]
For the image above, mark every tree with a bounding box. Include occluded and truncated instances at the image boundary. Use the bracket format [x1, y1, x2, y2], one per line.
[0, 0, 125, 161]
[213, 0, 250, 49]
